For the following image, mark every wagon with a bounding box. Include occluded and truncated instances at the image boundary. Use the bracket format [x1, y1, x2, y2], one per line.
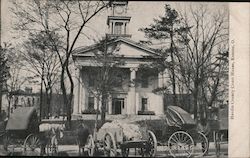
[79, 119, 157, 157]
[164, 106, 209, 158]
[0, 107, 63, 156]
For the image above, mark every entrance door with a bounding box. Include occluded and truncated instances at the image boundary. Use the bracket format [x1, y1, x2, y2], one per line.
[112, 98, 124, 114]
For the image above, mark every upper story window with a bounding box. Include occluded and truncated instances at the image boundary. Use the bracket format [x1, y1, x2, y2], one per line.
[141, 76, 149, 88]
[114, 74, 123, 87]
[88, 97, 95, 110]
[114, 22, 123, 35]
[89, 75, 95, 87]
[141, 98, 148, 111]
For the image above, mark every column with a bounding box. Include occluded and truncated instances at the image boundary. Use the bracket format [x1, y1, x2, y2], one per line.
[158, 72, 163, 87]
[163, 69, 168, 87]
[73, 68, 81, 114]
[128, 68, 137, 114]
[108, 94, 112, 115]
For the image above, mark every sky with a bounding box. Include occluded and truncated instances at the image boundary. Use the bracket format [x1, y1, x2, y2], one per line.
[0, 1, 228, 92]
[1, 1, 168, 45]
[1, 1, 228, 46]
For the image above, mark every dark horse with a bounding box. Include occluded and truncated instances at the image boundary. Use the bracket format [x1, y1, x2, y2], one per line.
[76, 123, 91, 156]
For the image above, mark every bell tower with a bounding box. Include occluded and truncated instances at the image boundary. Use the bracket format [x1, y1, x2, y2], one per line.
[107, 0, 131, 38]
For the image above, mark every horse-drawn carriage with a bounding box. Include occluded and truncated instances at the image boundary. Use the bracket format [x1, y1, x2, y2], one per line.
[0, 107, 64, 156]
[164, 106, 209, 158]
[78, 105, 208, 157]
[78, 119, 157, 157]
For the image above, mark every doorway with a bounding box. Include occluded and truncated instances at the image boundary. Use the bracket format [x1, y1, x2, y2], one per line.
[112, 98, 124, 114]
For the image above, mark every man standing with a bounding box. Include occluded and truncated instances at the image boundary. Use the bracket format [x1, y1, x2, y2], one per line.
[197, 118, 211, 155]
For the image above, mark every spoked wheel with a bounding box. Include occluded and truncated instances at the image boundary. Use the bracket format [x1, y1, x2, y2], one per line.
[2, 134, 13, 155]
[193, 131, 209, 157]
[23, 134, 41, 156]
[85, 134, 95, 156]
[103, 132, 117, 157]
[168, 131, 194, 158]
[146, 130, 157, 157]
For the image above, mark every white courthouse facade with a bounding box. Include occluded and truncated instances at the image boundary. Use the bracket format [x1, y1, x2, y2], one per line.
[72, 1, 166, 116]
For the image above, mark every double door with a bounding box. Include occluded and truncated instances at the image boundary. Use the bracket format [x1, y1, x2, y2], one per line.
[112, 98, 124, 114]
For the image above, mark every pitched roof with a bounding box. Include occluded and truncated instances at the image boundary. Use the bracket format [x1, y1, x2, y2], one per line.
[72, 37, 160, 57]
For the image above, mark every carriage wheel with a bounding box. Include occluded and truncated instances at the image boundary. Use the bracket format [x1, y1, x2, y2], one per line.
[103, 132, 117, 157]
[193, 131, 209, 157]
[23, 134, 41, 156]
[147, 130, 157, 157]
[2, 133, 14, 154]
[85, 134, 95, 156]
[168, 131, 194, 158]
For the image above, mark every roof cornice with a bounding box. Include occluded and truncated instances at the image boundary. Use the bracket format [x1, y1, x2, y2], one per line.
[72, 37, 160, 57]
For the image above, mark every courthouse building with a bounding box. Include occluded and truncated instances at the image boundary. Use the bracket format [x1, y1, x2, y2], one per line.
[72, 1, 166, 116]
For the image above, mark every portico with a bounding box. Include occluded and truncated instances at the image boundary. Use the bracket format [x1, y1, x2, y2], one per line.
[72, 0, 164, 116]
[72, 46, 164, 116]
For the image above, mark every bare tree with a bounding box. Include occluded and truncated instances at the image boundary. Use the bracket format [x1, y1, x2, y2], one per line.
[20, 31, 61, 119]
[10, 0, 111, 128]
[6, 45, 28, 116]
[175, 4, 229, 120]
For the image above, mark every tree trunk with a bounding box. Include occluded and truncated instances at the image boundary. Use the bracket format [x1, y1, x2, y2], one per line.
[170, 30, 177, 107]
[193, 84, 199, 120]
[45, 87, 52, 119]
[45, 89, 49, 119]
[101, 94, 107, 126]
[66, 62, 74, 129]
[94, 96, 100, 140]
[0, 85, 2, 119]
[60, 66, 68, 125]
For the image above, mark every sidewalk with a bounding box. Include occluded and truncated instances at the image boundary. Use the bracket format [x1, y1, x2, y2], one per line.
[0, 142, 228, 157]
[57, 142, 228, 157]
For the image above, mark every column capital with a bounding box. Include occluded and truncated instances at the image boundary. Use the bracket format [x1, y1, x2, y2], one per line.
[130, 67, 138, 72]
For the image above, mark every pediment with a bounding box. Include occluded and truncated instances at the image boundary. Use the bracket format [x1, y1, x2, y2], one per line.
[73, 38, 160, 59]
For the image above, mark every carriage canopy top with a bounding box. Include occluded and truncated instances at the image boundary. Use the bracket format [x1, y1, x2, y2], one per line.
[5, 107, 37, 130]
[166, 106, 196, 126]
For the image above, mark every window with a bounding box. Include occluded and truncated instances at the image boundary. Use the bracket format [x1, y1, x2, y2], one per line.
[141, 76, 149, 88]
[141, 98, 148, 111]
[114, 22, 123, 35]
[115, 74, 123, 87]
[88, 97, 95, 110]
[89, 75, 95, 87]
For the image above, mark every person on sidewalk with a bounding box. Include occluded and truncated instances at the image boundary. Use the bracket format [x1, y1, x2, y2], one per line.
[197, 118, 211, 155]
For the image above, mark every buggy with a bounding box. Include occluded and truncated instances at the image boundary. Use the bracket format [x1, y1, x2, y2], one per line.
[164, 106, 209, 158]
[0, 107, 64, 156]
[77, 105, 209, 157]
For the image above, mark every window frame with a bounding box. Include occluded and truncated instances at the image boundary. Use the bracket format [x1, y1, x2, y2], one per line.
[88, 97, 95, 110]
[114, 22, 123, 35]
[141, 97, 148, 111]
[141, 76, 149, 88]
